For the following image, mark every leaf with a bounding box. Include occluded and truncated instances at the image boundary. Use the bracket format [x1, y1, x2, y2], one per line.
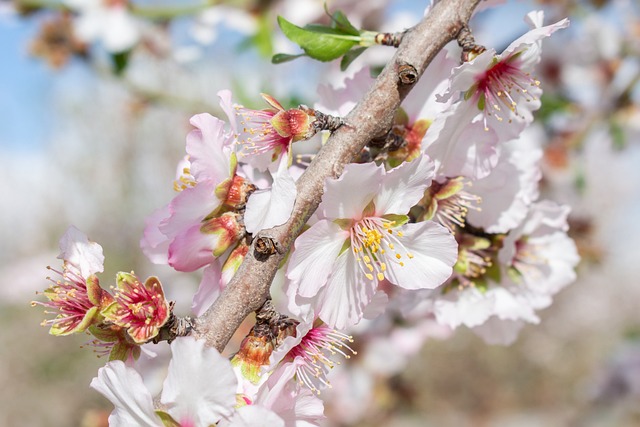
[271, 53, 307, 64]
[340, 46, 367, 71]
[277, 15, 360, 62]
[111, 50, 130, 76]
[328, 8, 360, 35]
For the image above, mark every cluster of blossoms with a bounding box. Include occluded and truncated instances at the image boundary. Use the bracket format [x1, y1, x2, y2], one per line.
[32, 6, 581, 426]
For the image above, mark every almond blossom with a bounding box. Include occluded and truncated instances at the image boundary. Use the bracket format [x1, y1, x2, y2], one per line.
[90, 337, 237, 427]
[438, 11, 569, 142]
[32, 226, 110, 336]
[286, 155, 458, 329]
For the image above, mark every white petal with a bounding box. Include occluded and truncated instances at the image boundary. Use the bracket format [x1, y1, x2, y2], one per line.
[102, 7, 139, 52]
[472, 317, 525, 346]
[90, 361, 162, 427]
[244, 159, 297, 233]
[320, 162, 383, 220]
[221, 406, 285, 427]
[287, 220, 349, 298]
[316, 251, 375, 329]
[433, 287, 496, 328]
[383, 222, 457, 290]
[161, 337, 237, 426]
[57, 226, 104, 278]
[374, 154, 434, 215]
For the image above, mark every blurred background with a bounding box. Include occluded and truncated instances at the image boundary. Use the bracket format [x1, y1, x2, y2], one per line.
[1, 0, 640, 425]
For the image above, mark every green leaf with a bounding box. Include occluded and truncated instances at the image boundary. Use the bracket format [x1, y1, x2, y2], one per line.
[340, 46, 367, 71]
[271, 53, 308, 64]
[277, 16, 359, 62]
[328, 9, 359, 35]
[111, 51, 131, 76]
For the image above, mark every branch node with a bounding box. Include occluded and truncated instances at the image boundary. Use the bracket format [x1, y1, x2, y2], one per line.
[374, 30, 406, 48]
[397, 62, 418, 85]
[457, 25, 486, 62]
[254, 236, 283, 260]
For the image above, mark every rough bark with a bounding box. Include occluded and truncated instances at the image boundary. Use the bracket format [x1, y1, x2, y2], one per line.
[193, 0, 482, 352]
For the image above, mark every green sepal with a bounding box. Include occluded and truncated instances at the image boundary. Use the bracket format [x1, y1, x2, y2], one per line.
[474, 278, 489, 293]
[231, 356, 262, 385]
[109, 341, 141, 362]
[49, 306, 99, 336]
[506, 266, 523, 284]
[333, 218, 352, 230]
[381, 214, 409, 227]
[362, 200, 376, 218]
[85, 275, 104, 306]
[277, 16, 360, 62]
[156, 411, 180, 427]
[337, 238, 352, 256]
[100, 300, 120, 322]
[484, 258, 502, 284]
[88, 325, 120, 343]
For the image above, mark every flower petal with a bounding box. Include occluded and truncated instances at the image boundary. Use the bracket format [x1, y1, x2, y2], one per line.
[90, 361, 162, 427]
[140, 205, 171, 264]
[159, 181, 220, 239]
[161, 337, 237, 426]
[287, 220, 349, 298]
[244, 158, 297, 233]
[187, 113, 234, 183]
[57, 226, 104, 278]
[383, 221, 457, 290]
[316, 251, 375, 329]
[320, 162, 383, 220]
[374, 154, 435, 215]
[167, 223, 217, 272]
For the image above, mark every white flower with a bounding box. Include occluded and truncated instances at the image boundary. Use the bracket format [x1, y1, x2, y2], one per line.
[286, 155, 457, 329]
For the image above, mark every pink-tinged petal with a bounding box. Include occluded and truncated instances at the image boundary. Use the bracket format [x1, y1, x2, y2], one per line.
[423, 102, 500, 180]
[191, 261, 223, 316]
[320, 162, 383, 220]
[472, 317, 525, 346]
[218, 89, 237, 133]
[222, 406, 285, 427]
[244, 159, 297, 233]
[187, 113, 234, 183]
[383, 222, 457, 290]
[161, 337, 237, 425]
[402, 48, 457, 121]
[503, 12, 570, 58]
[90, 361, 163, 427]
[287, 220, 349, 298]
[441, 50, 496, 101]
[57, 226, 104, 278]
[466, 135, 542, 233]
[168, 223, 216, 272]
[316, 251, 375, 329]
[159, 181, 220, 239]
[363, 290, 388, 320]
[315, 67, 374, 117]
[374, 154, 435, 215]
[140, 205, 171, 264]
[433, 287, 496, 328]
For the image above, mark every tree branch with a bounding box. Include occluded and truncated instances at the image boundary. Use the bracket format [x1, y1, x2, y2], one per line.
[193, 0, 482, 352]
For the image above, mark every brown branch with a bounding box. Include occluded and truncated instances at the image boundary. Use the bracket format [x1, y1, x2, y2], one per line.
[193, 0, 482, 352]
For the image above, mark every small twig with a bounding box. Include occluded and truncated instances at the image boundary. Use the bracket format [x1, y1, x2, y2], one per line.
[457, 25, 486, 62]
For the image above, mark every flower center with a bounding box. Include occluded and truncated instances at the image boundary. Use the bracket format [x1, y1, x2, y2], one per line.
[473, 54, 540, 129]
[350, 217, 413, 281]
[286, 325, 356, 394]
